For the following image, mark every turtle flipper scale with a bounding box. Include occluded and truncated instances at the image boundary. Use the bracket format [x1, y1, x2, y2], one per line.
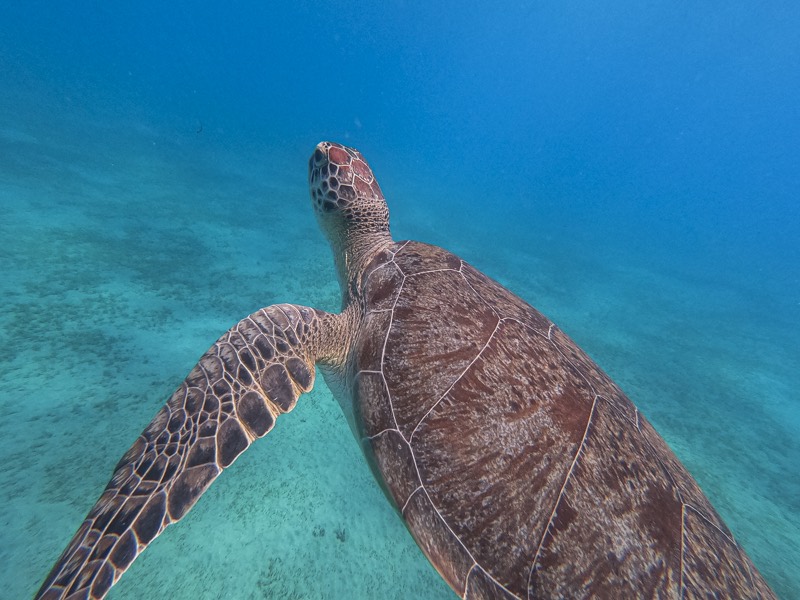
[36, 303, 339, 600]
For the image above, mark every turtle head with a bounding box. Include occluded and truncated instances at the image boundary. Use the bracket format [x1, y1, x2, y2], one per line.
[308, 141, 390, 238]
[309, 142, 392, 296]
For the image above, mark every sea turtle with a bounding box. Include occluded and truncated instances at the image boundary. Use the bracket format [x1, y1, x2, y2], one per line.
[37, 142, 775, 599]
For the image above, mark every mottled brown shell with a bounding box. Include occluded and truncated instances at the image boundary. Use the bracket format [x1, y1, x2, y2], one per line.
[351, 240, 774, 600]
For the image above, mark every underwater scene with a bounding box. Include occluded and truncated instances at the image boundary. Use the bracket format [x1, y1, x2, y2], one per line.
[1, 1, 798, 598]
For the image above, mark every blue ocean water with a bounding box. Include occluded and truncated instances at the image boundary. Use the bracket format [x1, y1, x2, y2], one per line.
[1, 1, 797, 598]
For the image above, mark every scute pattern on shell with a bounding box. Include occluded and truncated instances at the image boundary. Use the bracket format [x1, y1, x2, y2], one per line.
[353, 240, 775, 600]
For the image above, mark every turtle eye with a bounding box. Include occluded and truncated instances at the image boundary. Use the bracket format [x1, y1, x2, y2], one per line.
[322, 188, 341, 212]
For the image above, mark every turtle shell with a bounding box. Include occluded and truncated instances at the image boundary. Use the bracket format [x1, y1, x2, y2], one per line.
[350, 240, 773, 599]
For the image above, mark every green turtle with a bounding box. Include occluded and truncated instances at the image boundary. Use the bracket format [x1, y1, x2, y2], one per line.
[37, 142, 775, 599]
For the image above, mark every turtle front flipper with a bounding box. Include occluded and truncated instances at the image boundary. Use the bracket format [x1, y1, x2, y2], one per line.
[36, 303, 347, 600]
